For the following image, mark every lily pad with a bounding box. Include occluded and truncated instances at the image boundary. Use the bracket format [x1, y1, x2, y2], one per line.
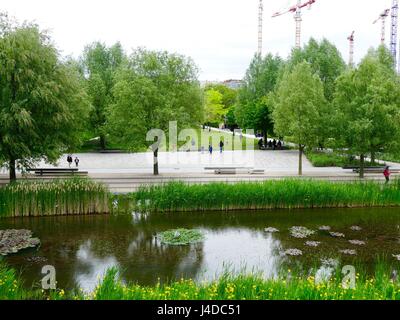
[330, 232, 345, 238]
[349, 240, 366, 246]
[0, 229, 40, 256]
[264, 227, 279, 233]
[157, 229, 204, 246]
[305, 241, 321, 247]
[283, 249, 303, 256]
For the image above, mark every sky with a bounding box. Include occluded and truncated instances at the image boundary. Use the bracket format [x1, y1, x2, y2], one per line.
[0, 0, 395, 81]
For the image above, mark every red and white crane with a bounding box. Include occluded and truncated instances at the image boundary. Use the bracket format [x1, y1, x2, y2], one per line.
[272, 0, 317, 49]
[373, 8, 390, 45]
[347, 31, 355, 67]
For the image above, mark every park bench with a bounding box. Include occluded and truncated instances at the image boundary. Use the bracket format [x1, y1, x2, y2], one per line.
[204, 167, 265, 175]
[351, 167, 400, 174]
[26, 168, 88, 177]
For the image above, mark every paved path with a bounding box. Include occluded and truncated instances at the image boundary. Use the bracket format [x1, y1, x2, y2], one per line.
[1, 150, 398, 192]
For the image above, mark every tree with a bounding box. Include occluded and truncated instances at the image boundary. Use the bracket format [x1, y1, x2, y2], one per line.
[235, 54, 283, 140]
[107, 49, 203, 175]
[288, 38, 346, 102]
[333, 48, 400, 178]
[204, 89, 225, 125]
[272, 62, 327, 175]
[0, 15, 90, 181]
[81, 42, 125, 150]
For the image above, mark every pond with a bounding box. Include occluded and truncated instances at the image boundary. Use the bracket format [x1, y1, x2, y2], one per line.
[1, 208, 400, 292]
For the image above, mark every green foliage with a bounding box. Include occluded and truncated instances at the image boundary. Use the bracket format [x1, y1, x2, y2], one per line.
[131, 180, 400, 213]
[107, 49, 203, 174]
[235, 54, 283, 136]
[288, 38, 346, 101]
[157, 229, 205, 246]
[333, 47, 400, 176]
[0, 179, 109, 218]
[2, 263, 400, 300]
[273, 62, 327, 175]
[81, 42, 126, 149]
[204, 89, 225, 125]
[0, 16, 91, 180]
[305, 151, 381, 168]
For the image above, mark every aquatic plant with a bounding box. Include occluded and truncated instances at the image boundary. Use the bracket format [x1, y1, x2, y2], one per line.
[290, 226, 315, 239]
[349, 240, 366, 246]
[350, 226, 363, 231]
[130, 179, 400, 213]
[305, 241, 321, 247]
[264, 227, 279, 233]
[319, 226, 331, 231]
[283, 249, 303, 256]
[339, 249, 357, 256]
[156, 229, 205, 246]
[330, 232, 345, 238]
[0, 178, 110, 218]
[0, 230, 40, 256]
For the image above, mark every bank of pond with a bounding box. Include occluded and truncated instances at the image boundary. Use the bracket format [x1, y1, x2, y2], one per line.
[2, 178, 400, 218]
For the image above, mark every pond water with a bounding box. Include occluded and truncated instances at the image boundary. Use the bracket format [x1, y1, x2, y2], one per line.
[1, 208, 400, 292]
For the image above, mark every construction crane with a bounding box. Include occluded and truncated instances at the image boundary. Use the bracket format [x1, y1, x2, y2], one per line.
[391, 0, 399, 69]
[258, 0, 263, 56]
[347, 31, 355, 67]
[373, 9, 390, 45]
[272, 0, 317, 49]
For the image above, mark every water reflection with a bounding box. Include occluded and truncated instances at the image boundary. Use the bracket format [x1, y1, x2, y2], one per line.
[1, 207, 400, 291]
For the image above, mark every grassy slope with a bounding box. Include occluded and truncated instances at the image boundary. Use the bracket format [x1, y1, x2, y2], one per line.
[305, 151, 381, 168]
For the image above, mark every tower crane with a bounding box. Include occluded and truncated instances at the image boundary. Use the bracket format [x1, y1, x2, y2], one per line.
[258, 0, 263, 56]
[347, 31, 355, 67]
[272, 0, 317, 49]
[373, 9, 390, 45]
[391, 0, 399, 69]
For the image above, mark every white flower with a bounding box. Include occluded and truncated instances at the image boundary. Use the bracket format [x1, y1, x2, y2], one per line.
[339, 249, 357, 256]
[305, 241, 321, 247]
[318, 226, 331, 231]
[350, 226, 362, 231]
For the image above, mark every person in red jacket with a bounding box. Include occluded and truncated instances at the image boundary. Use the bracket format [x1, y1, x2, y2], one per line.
[384, 166, 391, 184]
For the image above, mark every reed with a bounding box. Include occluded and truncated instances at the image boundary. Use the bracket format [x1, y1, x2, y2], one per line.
[0, 178, 110, 218]
[130, 179, 400, 212]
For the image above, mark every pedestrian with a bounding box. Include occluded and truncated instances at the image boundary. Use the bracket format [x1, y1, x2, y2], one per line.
[258, 138, 264, 150]
[209, 144, 213, 155]
[219, 140, 224, 153]
[74, 157, 80, 167]
[272, 139, 277, 150]
[268, 140, 273, 149]
[67, 155, 73, 168]
[384, 166, 391, 184]
[277, 140, 282, 150]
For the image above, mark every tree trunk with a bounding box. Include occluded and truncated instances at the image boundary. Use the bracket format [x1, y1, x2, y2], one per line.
[371, 151, 376, 165]
[153, 148, 159, 176]
[359, 154, 365, 179]
[298, 145, 303, 176]
[100, 135, 106, 150]
[9, 158, 16, 182]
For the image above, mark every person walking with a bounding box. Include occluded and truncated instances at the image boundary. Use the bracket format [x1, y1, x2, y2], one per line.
[209, 144, 213, 155]
[219, 140, 224, 153]
[384, 166, 391, 184]
[74, 157, 80, 167]
[67, 155, 73, 168]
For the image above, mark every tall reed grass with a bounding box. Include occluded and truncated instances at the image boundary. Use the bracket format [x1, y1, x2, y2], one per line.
[131, 179, 400, 212]
[0, 178, 110, 218]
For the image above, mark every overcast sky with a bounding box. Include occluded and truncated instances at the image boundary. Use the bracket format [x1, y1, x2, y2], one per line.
[0, 0, 396, 80]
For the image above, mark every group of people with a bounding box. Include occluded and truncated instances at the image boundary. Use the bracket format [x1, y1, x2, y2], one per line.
[258, 139, 283, 150]
[67, 155, 80, 168]
[206, 140, 225, 155]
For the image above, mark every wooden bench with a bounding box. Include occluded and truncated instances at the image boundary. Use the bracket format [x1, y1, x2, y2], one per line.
[26, 168, 88, 177]
[352, 167, 400, 174]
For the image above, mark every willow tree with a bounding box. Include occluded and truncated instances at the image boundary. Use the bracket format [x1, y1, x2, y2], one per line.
[107, 49, 203, 175]
[272, 62, 327, 175]
[333, 48, 400, 178]
[0, 15, 90, 181]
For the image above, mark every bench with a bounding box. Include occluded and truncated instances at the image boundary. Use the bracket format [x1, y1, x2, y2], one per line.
[204, 167, 265, 175]
[352, 167, 400, 174]
[26, 168, 88, 177]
